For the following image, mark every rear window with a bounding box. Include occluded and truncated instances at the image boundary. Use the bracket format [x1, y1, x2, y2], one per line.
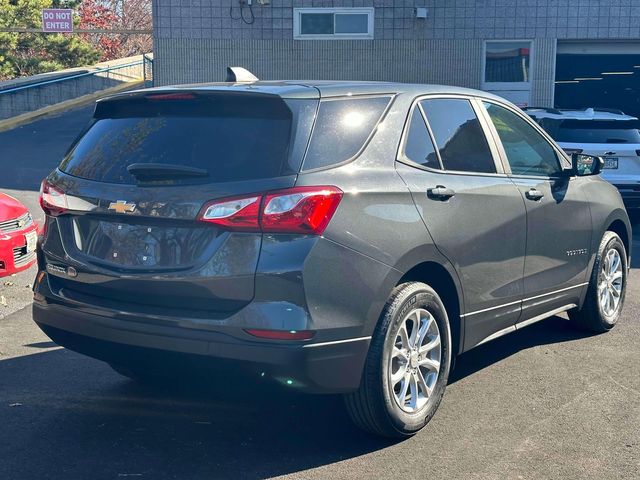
[59, 94, 315, 184]
[301, 96, 391, 171]
[539, 119, 640, 144]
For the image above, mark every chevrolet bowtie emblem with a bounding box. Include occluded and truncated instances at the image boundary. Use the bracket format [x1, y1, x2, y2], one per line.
[108, 200, 136, 214]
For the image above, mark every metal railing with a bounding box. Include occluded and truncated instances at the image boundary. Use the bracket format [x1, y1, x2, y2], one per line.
[142, 53, 153, 85]
[0, 58, 151, 96]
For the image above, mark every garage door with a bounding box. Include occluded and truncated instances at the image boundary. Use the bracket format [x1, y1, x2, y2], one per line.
[555, 41, 640, 118]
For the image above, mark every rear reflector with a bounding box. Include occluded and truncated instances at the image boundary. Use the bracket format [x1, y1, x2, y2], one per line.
[39, 180, 68, 216]
[244, 329, 315, 341]
[198, 186, 343, 235]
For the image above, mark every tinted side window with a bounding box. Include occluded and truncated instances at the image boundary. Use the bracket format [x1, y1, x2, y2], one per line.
[302, 96, 390, 171]
[421, 99, 496, 174]
[402, 106, 440, 169]
[484, 102, 561, 176]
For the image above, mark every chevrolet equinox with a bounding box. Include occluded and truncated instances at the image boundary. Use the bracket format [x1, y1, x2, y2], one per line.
[33, 76, 631, 438]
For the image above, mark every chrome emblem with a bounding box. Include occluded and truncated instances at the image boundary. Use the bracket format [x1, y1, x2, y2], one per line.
[108, 200, 136, 214]
[46, 264, 66, 275]
[46, 264, 78, 278]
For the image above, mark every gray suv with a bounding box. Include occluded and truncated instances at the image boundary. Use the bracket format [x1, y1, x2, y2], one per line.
[33, 79, 631, 438]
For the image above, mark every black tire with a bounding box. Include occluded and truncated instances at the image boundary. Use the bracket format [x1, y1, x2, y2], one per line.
[344, 282, 452, 438]
[568, 231, 627, 333]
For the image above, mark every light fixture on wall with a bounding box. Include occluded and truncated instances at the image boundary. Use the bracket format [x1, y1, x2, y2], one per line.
[231, 0, 255, 24]
[231, 0, 269, 24]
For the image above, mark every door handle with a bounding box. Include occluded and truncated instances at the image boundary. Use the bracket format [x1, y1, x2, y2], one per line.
[525, 188, 544, 201]
[427, 185, 456, 200]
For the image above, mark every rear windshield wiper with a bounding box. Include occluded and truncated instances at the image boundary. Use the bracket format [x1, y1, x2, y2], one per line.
[127, 163, 209, 181]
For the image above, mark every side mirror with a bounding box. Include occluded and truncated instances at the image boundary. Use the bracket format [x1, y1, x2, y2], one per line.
[572, 153, 604, 177]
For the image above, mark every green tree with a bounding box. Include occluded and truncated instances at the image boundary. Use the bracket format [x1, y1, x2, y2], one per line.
[0, 0, 100, 80]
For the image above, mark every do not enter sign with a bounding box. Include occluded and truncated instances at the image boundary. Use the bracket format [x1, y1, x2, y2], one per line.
[42, 9, 73, 33]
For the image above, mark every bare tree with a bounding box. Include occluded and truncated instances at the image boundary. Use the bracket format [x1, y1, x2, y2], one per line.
[79, 0, 151, 61]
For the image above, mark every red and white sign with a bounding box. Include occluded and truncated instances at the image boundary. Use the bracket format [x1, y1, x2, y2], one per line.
[42, 9, 73, 33]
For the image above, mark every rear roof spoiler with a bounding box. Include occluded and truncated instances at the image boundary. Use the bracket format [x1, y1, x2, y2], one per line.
[226, 67, 259, 83]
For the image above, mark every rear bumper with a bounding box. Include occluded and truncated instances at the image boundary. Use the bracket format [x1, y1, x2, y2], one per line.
[32, 298, 370, 394]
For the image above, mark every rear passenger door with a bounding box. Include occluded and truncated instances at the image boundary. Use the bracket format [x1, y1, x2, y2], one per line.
[480, 101, 593, 321]
[395, 96, 527, 350]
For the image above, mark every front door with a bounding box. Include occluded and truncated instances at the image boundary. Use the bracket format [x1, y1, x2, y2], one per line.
[396, 97, 527, 350]
[481, 101, 593, 321]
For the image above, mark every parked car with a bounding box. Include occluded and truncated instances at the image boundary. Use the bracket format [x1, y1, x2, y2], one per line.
[0, 193, 37, 277]
[33, 77, 631, 438]
[525, 107, 640, 209]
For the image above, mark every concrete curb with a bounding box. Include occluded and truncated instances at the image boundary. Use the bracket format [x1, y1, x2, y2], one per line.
[0, 80, 144, 133]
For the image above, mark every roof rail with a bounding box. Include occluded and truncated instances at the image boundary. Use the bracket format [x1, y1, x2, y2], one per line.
[522, 106, 563, 115]
[226, 67, 259, 83]
[593, 107, 626, 115]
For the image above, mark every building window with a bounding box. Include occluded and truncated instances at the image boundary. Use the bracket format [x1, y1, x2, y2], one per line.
[293, 8, 374, 40]
[484, 41, 532, 83]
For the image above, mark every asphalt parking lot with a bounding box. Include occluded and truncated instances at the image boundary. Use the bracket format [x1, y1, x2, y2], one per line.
[1, 107, 639, 479]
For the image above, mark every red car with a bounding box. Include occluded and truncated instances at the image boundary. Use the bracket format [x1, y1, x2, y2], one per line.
[0, 193, 38, 277]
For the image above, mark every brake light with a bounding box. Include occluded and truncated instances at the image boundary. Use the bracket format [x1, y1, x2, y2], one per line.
[636, 150, 640, 157]
[244, 329, 315, 341]
[39, 180, 68, 216]
[262, 187, 343, 234]
[199, 195, 261, 231]
[146, 93, 196, 101]
[198, 186, 343, 235]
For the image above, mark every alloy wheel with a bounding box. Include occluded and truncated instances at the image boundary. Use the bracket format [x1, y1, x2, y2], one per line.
[389, 308, 441, 413]
[598, 247, 623, 317]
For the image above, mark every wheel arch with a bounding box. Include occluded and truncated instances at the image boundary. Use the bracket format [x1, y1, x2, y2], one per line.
[606, 217, 631, 261]
[397, 261, 464, 355]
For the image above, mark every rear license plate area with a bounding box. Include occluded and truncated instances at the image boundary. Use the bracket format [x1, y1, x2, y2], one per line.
[603, 157, 618, 169]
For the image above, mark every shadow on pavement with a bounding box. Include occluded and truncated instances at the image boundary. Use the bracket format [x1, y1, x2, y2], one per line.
[0, 347, 394, 479]
[0, 314, 591, 479]
[450, 315, 593, 384]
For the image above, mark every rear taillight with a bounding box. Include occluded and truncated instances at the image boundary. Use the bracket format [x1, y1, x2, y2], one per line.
[198, 186, 343, 235]
[261, 187, 343, 234]
[39, 180, 68, 216]
[636, 150, 640, 157]
[199, 195, 261, 231]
